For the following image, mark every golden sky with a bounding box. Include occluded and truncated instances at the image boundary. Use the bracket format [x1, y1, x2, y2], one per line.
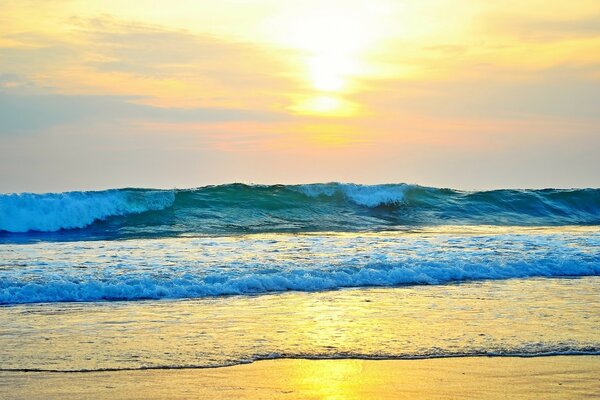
[1, 0, 599, 191]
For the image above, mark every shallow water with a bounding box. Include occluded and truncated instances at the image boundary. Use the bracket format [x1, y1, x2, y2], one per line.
[0, 277, 598, 371]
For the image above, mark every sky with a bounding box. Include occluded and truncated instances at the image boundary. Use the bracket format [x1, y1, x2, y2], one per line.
[1, 0, 599, 192]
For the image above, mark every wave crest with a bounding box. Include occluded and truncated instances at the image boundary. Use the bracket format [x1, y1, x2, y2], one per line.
[1, 183, 599, 236]
[0, 189, 175, 232]
[295, 183, 412, 207]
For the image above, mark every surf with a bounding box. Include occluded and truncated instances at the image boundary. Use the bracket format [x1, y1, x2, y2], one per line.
[1, 229, 599, 304]
[1, 183, 599, 241]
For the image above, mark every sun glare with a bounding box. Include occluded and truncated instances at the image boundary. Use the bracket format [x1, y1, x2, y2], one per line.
[272, 2, 384, 116]
[288, 11, 369, 91]
[291, 95, 356, 117]
[307, 54, 359, 92]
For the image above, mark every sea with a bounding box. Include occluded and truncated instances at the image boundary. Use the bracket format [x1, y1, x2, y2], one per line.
[0, 183, 599, 372]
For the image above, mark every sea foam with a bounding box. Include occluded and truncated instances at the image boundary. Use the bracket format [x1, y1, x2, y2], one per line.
[1, 229, 598, 304]
[0, 189, 175, 232]
[1, 258, 599, 304]
[295, 183, 412, 207]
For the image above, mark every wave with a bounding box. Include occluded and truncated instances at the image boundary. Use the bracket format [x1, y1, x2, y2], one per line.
[0, 189, 175, 233]
[296, 183, 414, 207]
[1, 183, 599, 238]
[2, 258, 599, 305]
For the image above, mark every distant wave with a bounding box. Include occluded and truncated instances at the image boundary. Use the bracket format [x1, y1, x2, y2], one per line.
[2, 258, 599, 305]
[1, 183, 599, 238]
[295, 183, 414, 207]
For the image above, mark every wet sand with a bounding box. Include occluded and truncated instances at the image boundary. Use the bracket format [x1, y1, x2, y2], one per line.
[1, 356, 599, 399]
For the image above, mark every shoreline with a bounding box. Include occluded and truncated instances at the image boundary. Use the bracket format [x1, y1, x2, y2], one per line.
[2, 352, 600, 373]
[2, 356, 599, 399]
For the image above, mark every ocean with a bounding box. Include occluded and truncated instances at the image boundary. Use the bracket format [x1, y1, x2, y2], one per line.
[0, 183, 599, 371]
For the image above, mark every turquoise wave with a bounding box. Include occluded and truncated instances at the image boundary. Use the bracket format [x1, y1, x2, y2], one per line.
[1, 183, 599, 240]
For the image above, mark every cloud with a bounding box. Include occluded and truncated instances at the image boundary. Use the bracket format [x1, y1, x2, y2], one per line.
[70, 16, 294, 88]
[354, 63, 600, 120]
[0, 89, 288, 134]
[0, 44, 77, 76]
[482, 13, 600, 42]
[0, 73, 30, 88]
[0, 15, 297, 110]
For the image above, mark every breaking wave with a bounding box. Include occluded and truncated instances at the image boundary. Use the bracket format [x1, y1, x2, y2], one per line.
[1, 183, 599, 239]
[0, 189, 175, 233]
[2, 257, 599, 304]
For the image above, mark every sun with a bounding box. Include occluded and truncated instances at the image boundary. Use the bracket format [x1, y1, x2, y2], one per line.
[285, 9, 370, 93]
[270, 2, 385, 116]
[307, 54, 360, 92]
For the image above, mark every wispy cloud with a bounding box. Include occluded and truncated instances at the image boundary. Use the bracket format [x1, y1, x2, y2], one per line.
[71, 16, 294, 86]
[353, 63, 600, 120]
[483, 13, 600, 42]
[0, 15, 297, 109]
[0, 88, 289, 135]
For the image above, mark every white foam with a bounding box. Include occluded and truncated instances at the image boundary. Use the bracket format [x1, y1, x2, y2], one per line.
[0, 190, 175, 232]
[296, 183, 412, 207]
[2, 258, 598, 304]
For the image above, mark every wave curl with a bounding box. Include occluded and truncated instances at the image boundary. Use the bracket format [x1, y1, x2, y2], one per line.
[1, 183, 599, 236]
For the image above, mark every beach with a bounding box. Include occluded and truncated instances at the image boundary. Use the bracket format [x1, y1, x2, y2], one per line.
[2, 356, 599, 399]
[3, 0, 600, 397]
[1, 185, 599, 398]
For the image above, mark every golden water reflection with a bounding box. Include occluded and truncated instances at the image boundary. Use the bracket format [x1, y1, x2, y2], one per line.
[0, 277, 598, 371]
